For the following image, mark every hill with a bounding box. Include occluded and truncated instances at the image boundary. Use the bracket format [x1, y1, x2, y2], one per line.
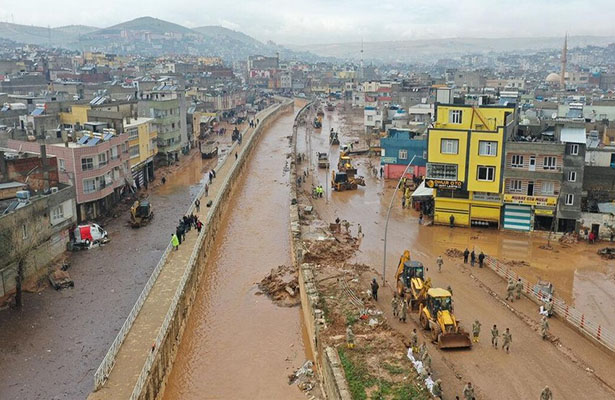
[53, 25, 99, 36]
[0, 21, 76, 47]
[88, 16, 194, 36]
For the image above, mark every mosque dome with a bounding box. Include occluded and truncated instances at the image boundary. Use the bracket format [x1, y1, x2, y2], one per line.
[545, 73, 561, 83]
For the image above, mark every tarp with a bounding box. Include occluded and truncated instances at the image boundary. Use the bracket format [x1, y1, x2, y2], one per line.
[411, 180, 434, 199]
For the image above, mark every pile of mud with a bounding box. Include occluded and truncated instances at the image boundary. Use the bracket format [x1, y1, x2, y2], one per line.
[597, 247, 615, 260]
[559, 232, 579, 244]
[303, 236, 358, 264]
[445, 248, 464, 258]
[258, 265, 300, 307]
[503, 259, 530, 268]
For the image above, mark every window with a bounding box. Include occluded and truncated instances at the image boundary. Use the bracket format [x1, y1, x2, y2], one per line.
[565, 194, 574, 205]
[398, 149, 408, 160]
[510, 179, 523, 193]
[81, 157, 94, 171]
[568, 171, 577, 182]
[130, 145, 140, 158]
[58, 159, 66, 172]
[127, 127, 139, 139]
[511, 155, 524, 168]
[543, 156, 556, 170]
[111, 146, 119, 160]
[426, 163, 458, 180]
[568, 144, 579, 155]
[51, 205, 64, 221]
[83, 178, 96, 194]
[367, 115, 373, 122]
[441, 139, 459, 154]
[479, 141, 498, 156]
[22, 224, 27, 239]
[449, 109, 463, 124]
[477, 166, 495, 181]
[541, 181, 554, 195]
[98, 152, 108, 166]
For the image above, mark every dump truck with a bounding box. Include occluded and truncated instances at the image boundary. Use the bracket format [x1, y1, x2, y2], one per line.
[419, 288, 472, 349]
[317, 152, 329, 168]
[395, 250, 431, 311]
[331, 170, 365, 191]
[130, 199, 154, 228]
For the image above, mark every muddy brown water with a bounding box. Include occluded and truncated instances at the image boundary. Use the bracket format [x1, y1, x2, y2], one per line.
[162, 109, 306, 400]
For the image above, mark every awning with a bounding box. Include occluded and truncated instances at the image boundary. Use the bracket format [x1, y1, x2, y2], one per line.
[411, 180, 434, 199]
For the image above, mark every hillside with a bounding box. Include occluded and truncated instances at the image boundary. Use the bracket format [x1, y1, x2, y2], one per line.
[194, 26, 263, 48]
[53, 25, 99, 36]
[88, 16, 195, 36]
[0, 22, 76, 47]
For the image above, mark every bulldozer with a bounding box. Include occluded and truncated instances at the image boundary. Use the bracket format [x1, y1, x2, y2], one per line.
[331, 170, 365, 191]
[395, 250, 431, 311]
[130, 199, 154, 228]
[418, 288, 472, 349]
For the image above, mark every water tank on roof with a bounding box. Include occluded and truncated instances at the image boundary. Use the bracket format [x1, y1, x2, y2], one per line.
[16, 190, 30, 201]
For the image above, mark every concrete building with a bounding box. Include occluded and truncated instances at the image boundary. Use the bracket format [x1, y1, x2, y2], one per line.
[380, 129, 426, 179]
[557, 124, 586, 232]
[125, 117, 157, 187]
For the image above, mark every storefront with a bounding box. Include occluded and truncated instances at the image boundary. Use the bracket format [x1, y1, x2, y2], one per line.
[502, 194, 557, 232]
[470, 192, 502, 227]
[503, 204, 532, 231]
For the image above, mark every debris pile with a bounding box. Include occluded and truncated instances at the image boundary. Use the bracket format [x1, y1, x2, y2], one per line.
[597, 247, 615, 260]
[503, 259, 530, 268]
[559, 232, 579, 244]
[445, 248, 464, 258]
[258, 265, 300, 307]
[303, 237, 358, 264]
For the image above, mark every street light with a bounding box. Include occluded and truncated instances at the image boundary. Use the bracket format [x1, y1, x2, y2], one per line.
[382, 154, 421, 285]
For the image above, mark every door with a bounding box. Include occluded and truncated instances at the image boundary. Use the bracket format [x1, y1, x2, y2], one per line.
[529, 156, 536, 171]
[527, 181, 534, 196]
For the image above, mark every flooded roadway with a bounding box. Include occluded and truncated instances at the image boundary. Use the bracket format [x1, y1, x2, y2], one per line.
[163, 109, 306, 399]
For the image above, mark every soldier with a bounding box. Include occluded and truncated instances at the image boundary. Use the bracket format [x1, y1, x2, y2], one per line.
[544, 298, 554, 317]
[540, 386, 553, 400]
[506, 278, 515, 302]
[491, 324, 499, 348]
[432, 379, 443, 399]
[502, 328, 512, 353]
[410, 328, 419, 353]
[472, 320, 481, 343]
[463, 382, 474, 400]
[436, 255, 444, 272]
[399, 299, 408, 323]
[391, 295, 399, 317]
[346, 325, 355, 349]
[418, 342, 427, 359]
[422, 350, 432, 372]
[447, 285, 453, 296]
[541, 315, 550, 340]
[515, 278, 524, 300]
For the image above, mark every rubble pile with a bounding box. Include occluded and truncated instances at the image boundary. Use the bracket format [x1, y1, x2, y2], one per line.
[258, 265, 300, 307]
[303, 237, 358, 264]
[445, 248, 464, 258]
[559, 232, 579, 244]
[597, 247, 615, 260]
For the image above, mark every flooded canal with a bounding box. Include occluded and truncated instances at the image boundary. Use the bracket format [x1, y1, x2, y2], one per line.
[163, 109, 306, 399]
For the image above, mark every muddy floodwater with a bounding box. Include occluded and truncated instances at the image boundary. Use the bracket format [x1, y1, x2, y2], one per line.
[163, 109, 306, 399]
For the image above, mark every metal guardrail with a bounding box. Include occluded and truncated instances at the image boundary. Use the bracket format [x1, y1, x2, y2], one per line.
[485, 256, 615, 353]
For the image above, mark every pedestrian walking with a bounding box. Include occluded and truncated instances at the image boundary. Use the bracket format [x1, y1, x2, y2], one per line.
[161, 176, 166, 185]
[491, 324, 499, 348]
[205, 184, 209, 197]
[195, 199, 200, 212]
[208, 171, 213, 181]
[463, 382, 474, 400]
[346, 325, 355, 349]
[399, 299, 408, 323]
[502, 328, 512, 353]
[171, 233, 179, 250]
[391, 295, 399, 317]
[418, 213, 423, 225]
[196, 219, 203, 234]
[357, 223, 363, 237]
[515, 278, 524, 299]
[470, 250, 476, 266]
[379, 166, 383, 178]
[371, 278, 379, 301]
[436, 255, 444, 272]
[478, 251, 485, 268]
[421, 350, 431, 372]
[463, 248, 469, 264]
[472, 320, 481, 343]
[432, 379, 443, 399]
[212, 169, 216, 178]
[541, 315, 550, 340]
[540, 386, 553, 400]
[410, 328, 418, 352]
[401, 196, 406, 209]
[506, 278, 515, 302]
[447, 285, 453, 296]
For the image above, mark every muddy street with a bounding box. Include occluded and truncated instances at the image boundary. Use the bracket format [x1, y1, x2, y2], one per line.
[0, 150, 216, 399]
[298, 103, 615, 399]
[162, 108, 306, 400]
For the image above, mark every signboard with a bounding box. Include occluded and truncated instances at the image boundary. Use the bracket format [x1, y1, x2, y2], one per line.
[534, 209, 554, 216]
[503, 194, 557, 206]
[381, 156, 397, 164]
[473, 192, 502, 203]
[426, 179, 463, 190]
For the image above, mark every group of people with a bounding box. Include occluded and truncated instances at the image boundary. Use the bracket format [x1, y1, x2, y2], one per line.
[248, 118, 260, 128]
[391, 294, 409, 322]
[312, 185, 324, 198]
[462, 248, 485, 267]
[171, 213, 203, 250]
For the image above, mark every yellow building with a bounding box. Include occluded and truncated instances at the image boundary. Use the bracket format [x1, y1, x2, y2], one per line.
[426, 104, 515, 227]
[59, 104, 91, 128]
[125, 118, 158, 185]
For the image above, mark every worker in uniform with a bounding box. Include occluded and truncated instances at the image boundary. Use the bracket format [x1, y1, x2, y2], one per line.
[171, 233, 179, 250]
[472, 320, 481, 343]
[399, 299, 408, 323]
[432, 379, 443, 399]
[544, 298, 554, 317]
[421, 350, 432, 373]
[502, 328, 512, 353]
[391, 295, 399, 317]
[357, 223, 363, 237]
[346, 325, 355, 349]
[515, 278, 524, 300]
[371, 278, 379, 301]
[470, 250, 476, 266]
[436, 255, 444, 272]
[506, 278, 515, 302]
[463, 382, 474, 400]
[418, 342, 427, 359]
[541, 315, 550, 340]
[491, 324, 499, 348]
[410, 328, 419, 353]
[540, 386, 553, 400]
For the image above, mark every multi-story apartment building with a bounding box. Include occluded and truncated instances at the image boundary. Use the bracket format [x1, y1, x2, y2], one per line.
[426, 103, 515, 227]
[125, 117, 157, 187]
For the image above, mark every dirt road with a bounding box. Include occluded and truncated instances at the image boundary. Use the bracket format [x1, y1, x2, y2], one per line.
[162, 108, 306, 400]
[300, 105, 615, 399]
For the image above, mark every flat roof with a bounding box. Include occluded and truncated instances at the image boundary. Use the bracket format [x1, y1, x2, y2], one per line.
[124, 117, 153, 128]
[560, 127, 586, 144]
[0, 182, 27, 190]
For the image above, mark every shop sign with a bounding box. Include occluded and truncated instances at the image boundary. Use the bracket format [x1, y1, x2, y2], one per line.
[426, 179, 463, 190]
[504, 194, 557, 206]
[473, 192, 501, 202]
[381, 156, 397, 164]
[534, 209, 554, 216]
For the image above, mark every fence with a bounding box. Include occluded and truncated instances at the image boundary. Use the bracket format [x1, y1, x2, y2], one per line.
[485, 256, 615, 353]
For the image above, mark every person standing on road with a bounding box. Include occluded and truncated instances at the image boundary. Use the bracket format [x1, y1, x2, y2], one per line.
[195, 199, 200, 212]
[478, 251, 485, 268]
[432, 379, 443, 399]
[541, 315, 550, 340]
[436, 255, 444, 272]
[371, 278, 379, 301]
[463, 248, 469, 264]
[491, 324, 499, 348]
[346, 325, 355, 349]
[421, 350, 431, 372]
[506, 278, 515, 302]
[379, 166, 383, 178]
[502, 328, 512, 353]
[472, 320, 481, 343]
[171, 233, 179, 250]
[540, 386, 553, 400]
[399, 299, 408, 323]
[176, 225, 183, 245]
[449, 214, 455, 228]
[196, 219, 203, 234]
[470, 250, 476, 266]
[357, 223, 363, 237]
[391, 295, 399, 317]
[205, 183, 209, 197]
[463, 382, 474, 400]
[410, 328, 418, 353]
[516, 278, 524, 300]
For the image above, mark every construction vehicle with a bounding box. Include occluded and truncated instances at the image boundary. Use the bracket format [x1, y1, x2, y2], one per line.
[337, 155, 357, 176]
[313, 116, 322, 129]
[331, 170, 365, 191]
[317, 152, 329, 168]
[326, 101, 335, 111]
[130, 199, 154, 228]
[200, 140, 218, 159]
[395, 250, 431, 311]
[418, 288, 472, 349]
[329, 129, 339, 145]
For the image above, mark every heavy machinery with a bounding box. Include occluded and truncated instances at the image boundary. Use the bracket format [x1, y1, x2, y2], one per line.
[329, 129, 339, 145]
[337, 155, 357, 176]
[317, 152, 329, 168]
[130, 199, 154, 228]
[313, 116, 322, 129]
[331, 170, 365, 191]
[419, 288, 472, 349]
[395, 250, 431, 311]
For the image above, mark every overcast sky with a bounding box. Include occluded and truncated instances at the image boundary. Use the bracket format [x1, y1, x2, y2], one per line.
[2, 0, 615, 45]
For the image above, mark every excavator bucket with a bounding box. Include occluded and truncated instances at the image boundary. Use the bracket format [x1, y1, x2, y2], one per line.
[438, 332, 472, 349]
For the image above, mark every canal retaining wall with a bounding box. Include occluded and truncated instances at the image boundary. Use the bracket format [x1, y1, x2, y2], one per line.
[131, 100, 293, 400]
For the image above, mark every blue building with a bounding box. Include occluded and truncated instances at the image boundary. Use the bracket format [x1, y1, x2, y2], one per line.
[380, 128, 427, 179]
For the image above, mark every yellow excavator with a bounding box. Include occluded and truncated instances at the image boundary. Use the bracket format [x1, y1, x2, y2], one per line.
[130, 199, 154, 228]
[331, 170, 365, 191]
[395, 250, 431, 311]
[418, 288, 472, 349]
[337, 155, 357, 176]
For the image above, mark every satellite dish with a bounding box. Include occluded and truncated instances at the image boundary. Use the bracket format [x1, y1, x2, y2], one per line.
[551, 112, 557, 119]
